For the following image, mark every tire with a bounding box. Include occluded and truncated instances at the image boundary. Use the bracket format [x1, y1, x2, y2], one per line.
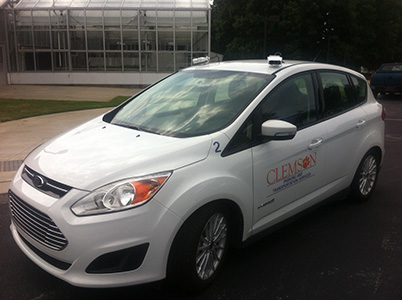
[349, 150, 380, 202]
[167, 203, 230, 292]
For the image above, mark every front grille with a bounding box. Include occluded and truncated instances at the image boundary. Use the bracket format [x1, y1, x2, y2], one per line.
[19, 233, 71, 270]
[9, 190, 68, 251]
[22, 166, 72, 198]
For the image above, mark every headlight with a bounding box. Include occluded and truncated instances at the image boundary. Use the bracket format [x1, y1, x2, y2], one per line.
[71, 172, 171, 216]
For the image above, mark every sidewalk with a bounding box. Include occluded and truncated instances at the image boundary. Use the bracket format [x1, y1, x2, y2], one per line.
[0, 85, 141, 194]
[0, 84, 141, 101]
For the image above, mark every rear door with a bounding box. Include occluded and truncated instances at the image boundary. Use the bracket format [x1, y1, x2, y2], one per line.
[318, 71, 369, 187]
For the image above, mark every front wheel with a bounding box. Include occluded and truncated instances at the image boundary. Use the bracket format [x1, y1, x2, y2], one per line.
[350, 150, 380, 202]
[167, 203, 230, 292]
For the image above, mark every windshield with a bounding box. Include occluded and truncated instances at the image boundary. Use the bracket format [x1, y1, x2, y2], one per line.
[108, 70, 273, 137]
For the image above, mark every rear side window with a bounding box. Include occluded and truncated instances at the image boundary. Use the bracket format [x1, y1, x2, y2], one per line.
[319, 72, 356, 117]
[351, 75, 367, 104]
[380, 64, 402, 71]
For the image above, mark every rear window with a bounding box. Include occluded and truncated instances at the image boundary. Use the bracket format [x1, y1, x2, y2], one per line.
[380, 64, 402, 71]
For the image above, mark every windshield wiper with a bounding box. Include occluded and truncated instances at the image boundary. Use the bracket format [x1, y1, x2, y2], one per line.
[113, 122, 160, 135]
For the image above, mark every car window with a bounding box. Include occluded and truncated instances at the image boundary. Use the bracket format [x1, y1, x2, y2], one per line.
[380, 64, 402, 71]
[351, 75, 367, 104]
[108, 70, 273, 137]
[260, 73, 318, 128]
[224, 73, 318, 156]
[319, 72, 355, 117]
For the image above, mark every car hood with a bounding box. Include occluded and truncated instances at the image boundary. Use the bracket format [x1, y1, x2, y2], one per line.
[25, 117, 212, 191]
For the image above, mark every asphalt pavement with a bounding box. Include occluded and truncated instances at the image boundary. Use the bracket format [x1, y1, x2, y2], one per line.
[0, 84, 141, 194]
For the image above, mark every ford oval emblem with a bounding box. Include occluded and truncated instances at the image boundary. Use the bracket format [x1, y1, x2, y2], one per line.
[32, 174, 46, 188]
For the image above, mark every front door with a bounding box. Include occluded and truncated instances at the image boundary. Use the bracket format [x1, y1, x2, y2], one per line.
[251, 73, 327, 233]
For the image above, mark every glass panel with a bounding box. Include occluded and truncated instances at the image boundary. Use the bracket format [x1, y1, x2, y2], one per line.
[53, 0, 74, 6]
[175, 53, 190, 70]
[123, 52, 139, 71]
[85, 10, 103, 25]
[70, 0, 90, 8]
[53, 51, 68, 70]
[7, 19, 17, 71]
[121, 10, 138, 29]
[69, 10, 86, 27]
[158, 30, 173, 51]
[33, 0, 52, 7]
[157, 0, 175, 8]
[87, 0, 106, 8]
[15, 0, 39, 8]
[51, 31, 68, 50]
[190, 0, 210, 8]
[106, 52, 122, 70]
[16, 30, 33, 48]
[71, 51, 87, 70]
[122, 31, 138, 50]
[87, 30, 104, 50]
[142, 52, 156, 71]
[88, 52, 104, 70]
[50, 10, 67, 27]
[175, 31, 190, 51]
[193, 31, 208, 51]
[156, 10, 173, 26]
[32, 10, 49, 28]
[104, 31, 121, 50]
[104, 0, 123, 7]
[104, 10, 121, 28]
[140, 0, 157, 7]
[140, 31, 156, 51]
[35, 52, 52, 70]
[70, 30, 86, 50]
[22, 52, 35, 70]
[158, 52, 173, 72]
[34, 31, 51, 49]
[122, 0, 140, 8]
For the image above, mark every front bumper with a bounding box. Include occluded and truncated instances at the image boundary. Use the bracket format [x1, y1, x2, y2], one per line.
[8, 170, 182, 288]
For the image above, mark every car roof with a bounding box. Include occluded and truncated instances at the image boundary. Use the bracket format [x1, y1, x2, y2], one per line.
[183, 58, 365, 79]
[183, 59, 343, 75]
[183, 59, 305, 75]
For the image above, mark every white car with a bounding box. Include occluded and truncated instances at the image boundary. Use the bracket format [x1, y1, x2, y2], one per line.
[9, 55, 385, 291]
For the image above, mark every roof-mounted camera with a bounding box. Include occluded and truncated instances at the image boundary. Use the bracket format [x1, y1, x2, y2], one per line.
[267, 53, 283, 67]
[192, 56, 210, 65]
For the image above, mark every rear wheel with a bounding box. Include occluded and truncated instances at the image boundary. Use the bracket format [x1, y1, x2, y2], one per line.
[167, 203, 230, 292]
[350, 150, 380, 202]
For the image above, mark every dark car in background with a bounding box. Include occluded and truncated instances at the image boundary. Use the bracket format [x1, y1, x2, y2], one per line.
[370, 63, 402, 97]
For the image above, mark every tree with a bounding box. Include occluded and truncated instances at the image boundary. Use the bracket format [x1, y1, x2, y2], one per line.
[211, 0, 402, 70]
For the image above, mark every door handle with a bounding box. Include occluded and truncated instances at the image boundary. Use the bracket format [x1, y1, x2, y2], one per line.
[356, 119, 366, 128]
[308, 138, 323, 150]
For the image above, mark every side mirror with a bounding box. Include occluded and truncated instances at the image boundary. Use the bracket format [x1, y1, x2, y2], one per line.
[261, 120, 297, 140]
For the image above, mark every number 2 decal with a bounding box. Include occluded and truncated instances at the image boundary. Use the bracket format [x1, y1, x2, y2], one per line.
[213, 141, 222, 153]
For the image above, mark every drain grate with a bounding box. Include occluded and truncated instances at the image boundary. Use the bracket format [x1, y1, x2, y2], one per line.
[1, 160, 24, 172]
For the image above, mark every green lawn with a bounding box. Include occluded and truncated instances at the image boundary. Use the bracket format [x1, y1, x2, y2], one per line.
[0, 96, 130, 122]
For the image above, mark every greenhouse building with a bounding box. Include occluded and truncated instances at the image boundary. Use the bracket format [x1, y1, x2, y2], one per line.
[0, 0, 211, 85]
